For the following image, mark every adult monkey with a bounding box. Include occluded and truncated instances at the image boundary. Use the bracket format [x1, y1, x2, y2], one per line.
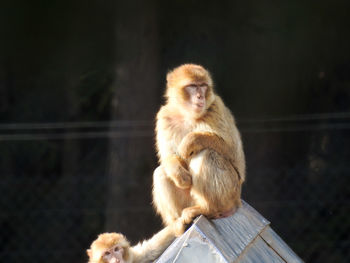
[153, 64, 246, 235]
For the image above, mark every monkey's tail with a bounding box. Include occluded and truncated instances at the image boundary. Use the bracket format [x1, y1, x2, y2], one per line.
[130, 225, 175, 263]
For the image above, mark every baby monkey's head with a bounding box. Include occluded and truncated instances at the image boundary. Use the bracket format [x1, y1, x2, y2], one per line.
[87, 233, 132, 263]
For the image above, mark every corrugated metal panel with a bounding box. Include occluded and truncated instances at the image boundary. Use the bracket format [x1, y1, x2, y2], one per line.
[156, 201, 304, 263]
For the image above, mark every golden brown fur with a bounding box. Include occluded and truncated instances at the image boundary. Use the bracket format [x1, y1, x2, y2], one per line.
[87, 233, 131, 263]
[87, 225, 176, 263]
[153, 64, 246, 235]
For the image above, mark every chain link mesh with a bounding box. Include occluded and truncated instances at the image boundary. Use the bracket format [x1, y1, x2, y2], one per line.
[0, 123, 349, 263]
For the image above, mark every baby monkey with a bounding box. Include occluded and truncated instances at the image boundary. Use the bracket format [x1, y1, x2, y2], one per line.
[87, 233, 129, 263]
[87, 225, 176, 263]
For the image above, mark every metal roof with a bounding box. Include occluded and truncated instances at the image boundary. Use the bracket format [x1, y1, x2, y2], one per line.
[156, 201, 304, 263]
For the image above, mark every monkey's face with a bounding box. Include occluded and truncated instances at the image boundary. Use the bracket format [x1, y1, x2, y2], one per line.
[87, 233, 131, 263]
[101, 244, 125, 263]
[166, 64, 215, 118]
[184, 82, 208, 115]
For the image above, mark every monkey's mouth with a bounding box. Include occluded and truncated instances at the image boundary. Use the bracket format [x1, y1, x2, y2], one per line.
[194, 103, 204, 108]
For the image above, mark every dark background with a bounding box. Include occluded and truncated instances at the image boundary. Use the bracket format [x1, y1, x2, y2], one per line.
[1, 0, 349, 262]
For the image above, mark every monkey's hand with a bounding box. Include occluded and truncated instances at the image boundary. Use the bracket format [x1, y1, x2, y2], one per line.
[179, 132, 231, 160]
[178, 132, 208, 159]
[163, 155, 192, 189]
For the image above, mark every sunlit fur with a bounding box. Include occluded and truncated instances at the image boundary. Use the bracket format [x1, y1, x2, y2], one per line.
[87, 225, 177, 263]
[153, 64, 246, 235]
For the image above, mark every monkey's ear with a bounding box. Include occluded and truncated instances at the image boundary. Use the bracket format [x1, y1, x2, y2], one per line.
[86, 249, 92, 257]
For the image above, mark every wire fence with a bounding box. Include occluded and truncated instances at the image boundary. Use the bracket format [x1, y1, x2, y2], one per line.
[0, 114, 349, 263]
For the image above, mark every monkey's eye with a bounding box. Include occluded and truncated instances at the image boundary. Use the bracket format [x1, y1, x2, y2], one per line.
[185, 85, 198, 95]
[114, 246, 120, 252]
[185, 85, 196, 90]
[104, 251, 111, 256]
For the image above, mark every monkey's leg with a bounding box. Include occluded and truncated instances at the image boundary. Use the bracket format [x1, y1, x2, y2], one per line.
[152, 166, 192, 227]
[187, 150, 242, 219]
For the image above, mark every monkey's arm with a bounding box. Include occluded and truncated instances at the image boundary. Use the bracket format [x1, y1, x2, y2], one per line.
[156, 110, 192, 189]
[131, 225, 176, 263]
[162, 155, 192, 189]
[178, 132, 233, 160]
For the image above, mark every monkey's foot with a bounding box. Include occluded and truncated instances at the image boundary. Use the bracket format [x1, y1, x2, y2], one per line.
[173, 219, 186, 237]
[213, 207, 237, 219]
[172, 216, 194, 237]
[180, 206, 202, 224]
